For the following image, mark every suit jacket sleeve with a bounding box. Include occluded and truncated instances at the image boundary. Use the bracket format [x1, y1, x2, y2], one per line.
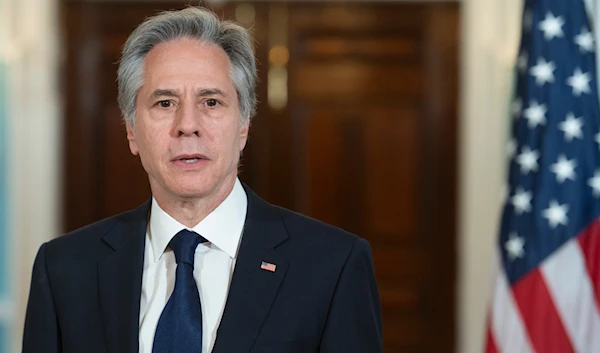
[319, 238, 383, 352]
[22, 243, 61, 353]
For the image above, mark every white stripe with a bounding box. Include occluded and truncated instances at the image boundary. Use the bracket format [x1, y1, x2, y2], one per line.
[491, 253, 535, 353]
[541, 239, 600, 353]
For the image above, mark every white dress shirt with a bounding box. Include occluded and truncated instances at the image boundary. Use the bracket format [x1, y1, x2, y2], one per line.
[138, 179, 247, 353]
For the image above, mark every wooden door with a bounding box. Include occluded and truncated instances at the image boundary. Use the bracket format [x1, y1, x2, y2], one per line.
[62, 2, 459, 352]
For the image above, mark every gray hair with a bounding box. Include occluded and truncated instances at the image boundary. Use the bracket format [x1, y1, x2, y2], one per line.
[117, 7, 257, 126]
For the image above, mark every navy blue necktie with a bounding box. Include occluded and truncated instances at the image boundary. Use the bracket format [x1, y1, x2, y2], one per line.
[153, 229, 206, 353]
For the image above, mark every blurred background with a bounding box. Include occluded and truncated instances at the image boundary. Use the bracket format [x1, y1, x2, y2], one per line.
[0, 0, 565, 352]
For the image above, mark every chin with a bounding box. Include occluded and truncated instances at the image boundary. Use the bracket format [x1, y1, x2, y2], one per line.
[157, 173, 236, 201]
[173, 186, 213, 200]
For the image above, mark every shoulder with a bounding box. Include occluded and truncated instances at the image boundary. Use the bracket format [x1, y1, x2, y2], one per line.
[43, 201, 150, 261]
[256, 202, 376, 297]
[244, 185, 367, 259]
[269, 204, 370, 267]
[274, 205, 359, 245]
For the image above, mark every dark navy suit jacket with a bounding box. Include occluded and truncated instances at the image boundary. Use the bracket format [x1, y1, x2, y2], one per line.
[22, 186, 383, 353]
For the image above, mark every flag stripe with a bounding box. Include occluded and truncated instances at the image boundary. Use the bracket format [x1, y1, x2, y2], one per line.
[485, 326, 499, 353]
[490, 259, 534, 353]
[541, 238, 600, 353]
[512, 269, 575, 353]
[577, 220, 600, 311]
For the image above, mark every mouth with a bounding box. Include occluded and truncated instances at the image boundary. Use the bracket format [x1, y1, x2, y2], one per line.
[181, 158, 200, 163]
[172, 154, 208, 164]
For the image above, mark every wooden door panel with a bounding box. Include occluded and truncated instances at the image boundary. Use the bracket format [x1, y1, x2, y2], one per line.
[291, 63, 424, 98]
[300, 106, 419, 240]
[303, 36, 420, 58]
[364, 108, 419, 239]
[290, 4, 426, 31]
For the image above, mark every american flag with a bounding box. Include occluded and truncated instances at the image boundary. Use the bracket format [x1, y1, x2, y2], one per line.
[260, 261, 276, 273]
[486, 0, 600, 352]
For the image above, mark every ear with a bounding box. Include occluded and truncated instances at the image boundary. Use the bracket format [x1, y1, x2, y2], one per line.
[239, 119, 250, 151]
[126, 122, 139, 156]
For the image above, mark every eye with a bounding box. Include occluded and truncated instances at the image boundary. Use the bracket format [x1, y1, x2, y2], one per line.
[156, 100, 173, 108]
[205, 99, 220, 107]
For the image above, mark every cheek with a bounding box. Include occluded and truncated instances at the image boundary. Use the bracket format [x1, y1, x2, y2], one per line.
[137, 126, 165, 160]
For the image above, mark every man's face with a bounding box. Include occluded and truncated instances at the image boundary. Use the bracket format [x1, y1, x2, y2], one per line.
[126, 38, 249, 203]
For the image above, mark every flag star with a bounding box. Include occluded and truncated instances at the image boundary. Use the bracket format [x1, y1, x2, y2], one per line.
[512, 98, 522, 118]
[550, 154, 577, 183]
[530, 58, 556, 86]
[567, 68, 592, 96]
[558, 113, 584, 141]
[595, 132, 600, 150]
[588, 170, 600, 197]
[542, 200, 569, 228]
[575, 27, 594, 53]
[538, 12, 565, 41]
[523, 101, 547, 128]
[516, 147, 540, 174]
[517, 52, 529, 73]
[505, 233, 526, 260]
[511, 187, 533, 214]
[506, 138, 517, 159]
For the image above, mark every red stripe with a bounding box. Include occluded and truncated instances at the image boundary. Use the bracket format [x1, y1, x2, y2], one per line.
[577, 219, 600, 308]
[484, 325, 498, 353]
[512, 268, 575, 353]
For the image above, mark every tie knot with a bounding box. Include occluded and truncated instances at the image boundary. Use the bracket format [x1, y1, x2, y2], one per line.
[169, 230, 207, 265]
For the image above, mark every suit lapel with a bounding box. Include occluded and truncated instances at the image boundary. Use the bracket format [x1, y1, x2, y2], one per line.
[98, 201, 150, 353]
[212, 187, 290, 353]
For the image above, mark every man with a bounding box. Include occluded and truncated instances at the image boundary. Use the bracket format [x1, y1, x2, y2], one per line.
[23, 7, 383, 353]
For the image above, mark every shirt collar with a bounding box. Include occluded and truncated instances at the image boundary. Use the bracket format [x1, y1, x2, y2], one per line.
[148, 178, 248, 262]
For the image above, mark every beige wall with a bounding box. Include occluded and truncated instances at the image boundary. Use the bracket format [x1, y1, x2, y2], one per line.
[459, 0, 522, 352]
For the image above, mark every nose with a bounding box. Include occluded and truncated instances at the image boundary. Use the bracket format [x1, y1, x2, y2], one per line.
[172, 100, 201, 137]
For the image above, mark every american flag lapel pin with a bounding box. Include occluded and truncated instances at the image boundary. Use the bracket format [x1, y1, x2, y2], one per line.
[260, 261, 277, 272]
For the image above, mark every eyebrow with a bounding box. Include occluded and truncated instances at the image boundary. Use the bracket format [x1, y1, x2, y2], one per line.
[151, 89, 180, 99]
[197, 88, 228, 98]
[150, 88, 228, 99]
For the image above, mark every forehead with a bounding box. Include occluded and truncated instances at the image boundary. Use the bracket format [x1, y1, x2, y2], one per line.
[141, 38, 234, 92]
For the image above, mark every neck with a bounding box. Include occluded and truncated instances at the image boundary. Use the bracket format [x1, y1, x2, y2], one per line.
[151, 178, 236, 228]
